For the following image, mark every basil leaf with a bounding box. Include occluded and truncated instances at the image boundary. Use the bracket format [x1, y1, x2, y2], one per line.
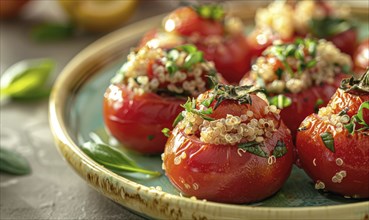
[238, 141, 268, 158]
[166, 61, 178, 75]
[81, 142, 161, 176]
[309, 18, 352, 38]
[356, 101, 369, 126]
[344, 120, 356, 134]
[269, 95, 292, 109]
[320, 132, 335, 152]
[272, 140, 287, 158]
[176, 44, 197, 54]
[0, 147, 31, 175]
[31, 23, 74, 42]
[184, 51, 203, 69]
[0, 59, 55, 101]
[172, 112, 184, 127]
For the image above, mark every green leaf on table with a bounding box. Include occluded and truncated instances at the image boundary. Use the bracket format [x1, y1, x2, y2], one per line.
[0, 58, 55, 102]
[0, 147, 31, 175]
[31, 23, 75, 42]
[80, 142, 161, 177]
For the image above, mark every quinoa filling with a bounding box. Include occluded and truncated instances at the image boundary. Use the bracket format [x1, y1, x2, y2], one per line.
[112, 45, 217, 97]
[248, 38, 352, 94]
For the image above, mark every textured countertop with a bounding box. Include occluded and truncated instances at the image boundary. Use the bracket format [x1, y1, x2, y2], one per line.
[0, 1, 175, 219]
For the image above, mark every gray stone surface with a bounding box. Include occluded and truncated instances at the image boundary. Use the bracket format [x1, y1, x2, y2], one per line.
[0, 1, 176, 219]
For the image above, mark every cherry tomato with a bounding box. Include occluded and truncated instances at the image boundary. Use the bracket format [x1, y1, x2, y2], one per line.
[197, 34, 251, 83]
[280, 75, 345, 138]
[163, 90, 294, 203]
[162, 7, 224, 37]
[241, 38, 352, 140]
[103, 84, 185, 154]
[296, 86, 369, 198]
[139, 5, 252, 84]
[353, 38, 369, 74]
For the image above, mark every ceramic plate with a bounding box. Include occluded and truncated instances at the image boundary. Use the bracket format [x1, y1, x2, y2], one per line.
[49, 4, 369, 220]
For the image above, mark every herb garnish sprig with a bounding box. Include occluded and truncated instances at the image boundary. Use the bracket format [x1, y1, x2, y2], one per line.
[172, 83, 263, 127]
[265, 38, 319, 76]
[81, 141, 161, 177]
[340, 69, 369, 96]
[344, 101, 369, 134]
[193, 4, 224, 21]
[165, 44, 205, 75]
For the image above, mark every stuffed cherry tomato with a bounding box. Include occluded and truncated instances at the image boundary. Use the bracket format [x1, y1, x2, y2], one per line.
[163, 83, 294, 203]
[354, 38, 369, 74]
[248, 0, 357, 58]
[104, 45, 218, 154]
[139, 4, 252, 84]
[296, 71, 369, 198]
[240, 38, 353, 138]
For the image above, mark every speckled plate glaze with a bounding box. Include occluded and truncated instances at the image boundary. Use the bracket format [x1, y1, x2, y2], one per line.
[49, 4, 369, 220]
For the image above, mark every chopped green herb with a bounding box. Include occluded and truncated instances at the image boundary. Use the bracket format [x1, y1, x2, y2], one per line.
[272, 140, 287, 158]
[314, 98, 324, 113]
[165, 61, 178, 75]
[345, 101, 369, 134]
[201, 95, 215, 107]
[161, 128, 171, 137]
[183, 51, 203, 69]
[238, 141, 268, 158]
[320, 132, 335, 152]
[193, 5, 224, 21]
[176, 44, 197, 54]
[268, 94, 292, 109]
[173, 112, 185, 127]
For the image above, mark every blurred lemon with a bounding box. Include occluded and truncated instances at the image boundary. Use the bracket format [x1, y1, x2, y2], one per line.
[58, 0, 138, 32]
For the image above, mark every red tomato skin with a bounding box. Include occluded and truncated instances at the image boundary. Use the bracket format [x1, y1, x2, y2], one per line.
[139, 29, 251, 84]
[197, 34, 251, 84]
[103, 84, 185, 154]
[163, 7, 224, 37]
[163, 95, 294, 203]
[241, 73, 346, 139]
[296, 89, 369, 198]
[353, 38, 369, 75]
[281, 75, 344, 138]
[328, 28, 358, 57]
